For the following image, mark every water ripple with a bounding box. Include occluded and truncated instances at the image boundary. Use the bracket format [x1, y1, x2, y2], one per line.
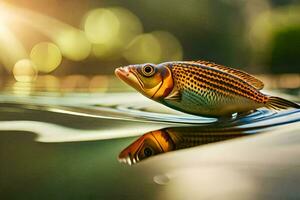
[0, 92, 299, 143]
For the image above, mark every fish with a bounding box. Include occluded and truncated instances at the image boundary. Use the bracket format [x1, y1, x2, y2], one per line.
[118, 127, 249, 165]
[115, 60, 300, 118]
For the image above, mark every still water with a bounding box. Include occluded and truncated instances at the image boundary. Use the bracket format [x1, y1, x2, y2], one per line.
[0, 88, 300, 199]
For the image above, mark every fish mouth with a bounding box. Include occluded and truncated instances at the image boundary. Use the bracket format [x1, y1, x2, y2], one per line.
[115, 67, 144, 91]
[118, 152, 137, 165]
[115, 67, 129, 79]
[115, 67, 130, 83]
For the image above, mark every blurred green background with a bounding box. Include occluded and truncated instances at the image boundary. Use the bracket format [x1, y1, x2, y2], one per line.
[0, 0, 299, 91]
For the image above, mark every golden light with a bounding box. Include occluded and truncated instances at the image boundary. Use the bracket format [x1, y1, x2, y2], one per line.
[84, 8, 120, 44]
[123, 31, 183, 64]
[61, 75, 90, 92]
[12, 81, 33, 96]
[36, 75, 60, 92]
[152, 31, 183, 61]
[2, 3, 91, 61]
[13, 59, 37, 82]
[110, 7, 143, 46]
[0, 24, 28, 71]
[84, 7, 143, 59]
[89, 75, 108, 92]
[0, 3, 9, 23]
[30, 42, 62, 73]
[123, 33, 161, 63]
[92, 43, 121, 60]
[55, 30, 91, 61]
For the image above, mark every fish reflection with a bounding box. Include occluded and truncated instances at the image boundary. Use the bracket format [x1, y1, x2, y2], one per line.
[118, 127, 249, 165]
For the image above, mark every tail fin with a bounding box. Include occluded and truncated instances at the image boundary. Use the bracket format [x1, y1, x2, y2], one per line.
[265, 96, 300, 110]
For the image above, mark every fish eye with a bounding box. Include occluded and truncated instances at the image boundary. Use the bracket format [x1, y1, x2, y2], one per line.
[143, 147, 153, 157]
[141, 65, 156, 77]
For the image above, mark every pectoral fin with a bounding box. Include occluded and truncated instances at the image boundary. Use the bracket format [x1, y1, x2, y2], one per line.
[165, 90, 181, 102]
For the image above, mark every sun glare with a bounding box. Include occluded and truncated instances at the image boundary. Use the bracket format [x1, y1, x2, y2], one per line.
[0, 24, 28, 71]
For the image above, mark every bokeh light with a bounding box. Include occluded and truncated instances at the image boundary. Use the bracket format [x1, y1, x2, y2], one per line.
[89, 75, 108, 92]
[0, 0, 298, 87]
[152, 31, 183, 61]
[84, 7, 143, 59]
[55, 30, 91, 61]
[123, 31, 183, 64]
[84, 8, 120, 44]
[1, 3, 91, 62]
[123, 33, 161, 63]
[36, 75, 60, 92]
[61, 75, 90, 92]
[92, 43, 121, 60]
[13, 59, 37, 82]
[30, 42, 62, 73]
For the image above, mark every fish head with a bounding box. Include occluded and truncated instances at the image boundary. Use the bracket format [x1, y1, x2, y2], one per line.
[118, 130, 174, 165]
[115, 63, 174, 100]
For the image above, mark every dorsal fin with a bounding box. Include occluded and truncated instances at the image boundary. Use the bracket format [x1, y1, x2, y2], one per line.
[190, 60, 264, 90]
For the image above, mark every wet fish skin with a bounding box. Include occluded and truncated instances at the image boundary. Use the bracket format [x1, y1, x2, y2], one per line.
[115, 60, 300, 117]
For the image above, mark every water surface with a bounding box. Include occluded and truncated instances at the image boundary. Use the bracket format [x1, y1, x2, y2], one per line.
[0, 90, 299, 199]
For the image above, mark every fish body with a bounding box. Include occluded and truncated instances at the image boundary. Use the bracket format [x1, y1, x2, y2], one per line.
[118, 128, 248, 165]
[115, 60, 299, 117]
[160, 61, 266, 117]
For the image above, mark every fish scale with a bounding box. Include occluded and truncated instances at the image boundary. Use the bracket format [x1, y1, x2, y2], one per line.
[171, 63, 266, 103]
[160, 63, 262, 116]
[192, 60, 265, 89]
[115, 60, 300, 117]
